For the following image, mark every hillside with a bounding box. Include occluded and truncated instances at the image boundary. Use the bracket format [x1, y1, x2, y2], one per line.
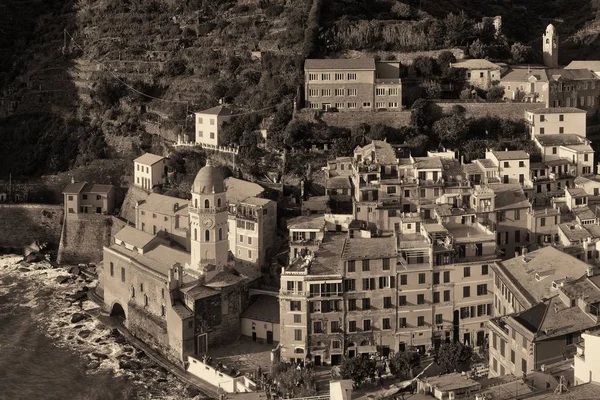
[2, 0, 600, 181]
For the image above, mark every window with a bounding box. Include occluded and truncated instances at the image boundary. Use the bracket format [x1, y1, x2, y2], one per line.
[347, 88, 357, 96]
[477, 284, 488, 296]
[540, 115, 545, 122]
[482, 264, 489, 275]
[121, 267, 125, 282]
[376, 88, 386, 96]
[464, 267, 471, 277]
[382, 258, 390, 270]
[400, 274, 407, 285]
[363, 102, 371, 107]
[347, 260, 355, 272]
[521, 359, 527, 374]
[515, 230, 521, 243]
[334, 73, 344, 80]
[540, 217, 546, 227]
[347, 73, 356, 80]
[321, 73, 330, 81]
[205, 230, 210, 241]
[417, 316, 425, 327]
[348, 102, 357, 108]
[321, 89, 331, 96]
[435, 314, 443, 325]
[444, 290, 450, 302]
[290, 301, 302, 311]
[144, 295, 149, 307]
[349, 321, 357, 332]
[331, 321, 339, 332]
[110, 262, 114, 277]
[334, 88, 344, 96]
[384, 297, 393, 308]
[418, 273, 426, 284]
[294, 329, 302, 341]
[460, 306, 470, 319]
[399, 318, 407, 328]
[210, 132, 215, 139]
[363, 319, 371, 331]
[161, 305, 166, 317]
[398, 295, 407, 306]
[248, 250, 252, 258]
[504, 161, 509, 168]
[511, 350, 516, 364]
[559, 127, 564, 134]
[417, 294, 425, 305]
[332, 340, 341, 349]
[308, 89, 319, 97]
[433, 272, 440, 285]
[362, 260, 370, 271]
[388, 102, 398, 108]
[210, 119, 215, 125]
[313, 321, 323, 333]
[444, 271, 450, 283]
[522, 335, 527, 349]
[388, 88, 398, 96]
[383, 318, 391, 330]
[140, 282, 144, 292]
[559, 114, 564, 122]
[581, 96, 585, 107]
[540, 127, 545, 134]
[344, 279, 356, 291]
[433, 292, 440, 303]
[463, 286, 471, 298]
[585, 154, 589, 162]
[376, 102, 386, 108]
[362, 298, 371, 310]
[308, 73, 318, 81]
[348, 299, 357, 311]
[552, 147, 557, 154]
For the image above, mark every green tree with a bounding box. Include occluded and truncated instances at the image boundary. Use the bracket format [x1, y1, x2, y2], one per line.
[421, 80, 442, 99]
[436, 342, 474, 373]
[390, 350, 421, 378]
[443, 12, 474, 47]
[433, 114, 468, 146]
[331, 137, 355, 157]
[165, 59, 187, 76]
[351, 123, 370, 147]
[437, 50, 456, 73]
[411, 56, 437, 77]
[468, 39, 488, 59]
[486, 84, 505, 102]
[340, 357, 377, 387]
[272, 362, 317, 398]
[510, 42, 532, 64]
[410, 99, 429, 132]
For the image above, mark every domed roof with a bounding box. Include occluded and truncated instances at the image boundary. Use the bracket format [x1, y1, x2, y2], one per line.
[192, 160, 224, 194]
[546, 23, 556, 35]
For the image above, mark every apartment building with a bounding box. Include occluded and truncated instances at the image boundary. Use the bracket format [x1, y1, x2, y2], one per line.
[194, 105, 234, 146]
[134, 153, 167, 191]
[485, 150, 530, 185]
[304, 59, 402, 111]
[501, 68, 548, 103]
[489, 247, 599, 378]
[533, 133, 594, 176]
[526, 107, 587, 137]
[63, 181, 116, 216]
[451, 59, 502, 90]
[547, 69, 600, 112]
[135, 193, 190, 250]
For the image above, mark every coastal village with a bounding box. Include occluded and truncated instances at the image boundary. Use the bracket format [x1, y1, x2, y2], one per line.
[7, 20, 600, 400]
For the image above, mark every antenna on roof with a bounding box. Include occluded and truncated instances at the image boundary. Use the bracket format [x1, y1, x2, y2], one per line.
[554, 376, 569, 394]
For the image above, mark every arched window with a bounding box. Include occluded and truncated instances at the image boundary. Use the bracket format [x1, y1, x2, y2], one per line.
[194, 199, 198, 208]
[204, 199, 210, 209]
[194, 228, 197, 241]
[217, 198, 222, 208]
[205, 230, 210, 242]
[546, 38, 549, 44]
[218, 228, 223, 241]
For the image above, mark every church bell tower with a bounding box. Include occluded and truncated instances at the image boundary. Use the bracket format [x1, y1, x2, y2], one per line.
[189, 160, 229, 279]
[543, 24, 559, 68]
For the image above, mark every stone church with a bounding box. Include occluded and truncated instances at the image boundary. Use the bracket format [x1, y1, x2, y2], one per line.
[100, 161, 261, 365]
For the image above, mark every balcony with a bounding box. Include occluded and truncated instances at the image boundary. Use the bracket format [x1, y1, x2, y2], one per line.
[357, 164, 380, 173]
[280, 290, 307, 297]
[419, 179, 444, 187]
[375, 78, 402, 84]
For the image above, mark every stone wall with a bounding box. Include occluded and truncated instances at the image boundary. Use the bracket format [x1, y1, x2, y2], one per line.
[127, 302, 173, 360]
[435, 101, 546, 121]
[57, 213, 114, 265]
[119, 185, 149, 224]
[0, 204, 63, 250]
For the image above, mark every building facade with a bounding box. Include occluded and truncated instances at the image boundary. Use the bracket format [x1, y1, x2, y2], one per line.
[134, 153, 167, 191]
[63, 181, 116, 216]
[194, 106, 234, 146]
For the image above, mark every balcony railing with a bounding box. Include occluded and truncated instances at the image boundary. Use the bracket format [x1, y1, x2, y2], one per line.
[375, 78, 402, 84]
[280, 290, 307, 297]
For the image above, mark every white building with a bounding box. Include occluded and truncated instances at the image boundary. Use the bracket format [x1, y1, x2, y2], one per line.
[194, 106, 235, 146]
[485, 150, 530, 185]
[134, 153, 167, 191]
[526, 107, 587, 138]
[575, 331, 600, 385]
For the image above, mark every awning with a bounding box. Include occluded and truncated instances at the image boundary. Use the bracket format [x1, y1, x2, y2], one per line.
[357, 345, 377, 354]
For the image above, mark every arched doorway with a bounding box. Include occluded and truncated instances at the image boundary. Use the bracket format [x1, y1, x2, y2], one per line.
[110, 302, 126, 319]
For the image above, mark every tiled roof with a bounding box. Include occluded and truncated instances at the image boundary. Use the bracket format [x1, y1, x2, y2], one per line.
[560, 222, 593, 242]
[241, 196, 273, 207]
[224, 177, 265, 204]
[547, 68, 600, 81]
[565, 61, 600, 71]
[536, 134, 584, 146]
[495, 246, 590, 304]
[491, 150, 529, 160]
[544, 158, 574, 166]
[567, 187, 588, 197]
[327, 176, 352, 189]
[206, 270, 246, 288]
[452, 59, 501, 70]
[462, 163, 484, 175]
[489, 184, 530, 210]
[131, 243, 190, 276]
[309, 234, 346, 275]
[529, 107, 586, 114]
[196, 105, 235, 116]
[305, 58, 376, 70]
[357, 140, 397, 164]
[241, 295, 280, 324]
[114, 226, 156, 249]
[414, 157, 443, 170]
[134, 153, 165, 166]
[564, 144, 594, 153]
[500, 68, 548, 82]
[138, 193, 188, 216]
[524, 382, 600, 400]
[302, 196, 329, 212]
[341, 236, 397, 261]
[574, 207, 596, 220]
[478, 159, 496, 168]
[288, 214, 325, 230]
[172, 302, 194, 319]
[85, 184, 114, 194]
[63, 182, 87, 194]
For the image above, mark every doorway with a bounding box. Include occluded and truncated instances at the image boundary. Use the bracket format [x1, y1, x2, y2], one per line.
[331, 355, 342, 365]
[463, 332, 471, 346]
[252, 332, 257, 341]
[314, 355, 321, 366]
[267, 331, 273, 344]
[348, 349, 356, 358]
[196, 333, 208, 355]
[476, 331, 485, 347]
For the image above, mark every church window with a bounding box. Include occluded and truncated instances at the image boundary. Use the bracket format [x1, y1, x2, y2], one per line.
[195, 199, 198, 208]
[204, 199, 210, 208]
[546, 39, 549, 44]
[144, 295, 149, 307]
[219, 228, 223, 241]
[194, 228, 198, 241]
[205, 230, 210, 241]
[217, 198, 222, 208]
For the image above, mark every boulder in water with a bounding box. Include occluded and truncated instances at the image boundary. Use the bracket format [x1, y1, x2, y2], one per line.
[18, 267, 31, 273]
[119, 360, 142, 370]
[70, 313, 88, 324]
[68, 266, 80, 275]
[87, 361, 100, 370]
[78, 330, 91, 339]
[91, 352, 109, 360]
[55, 276, 70, 284]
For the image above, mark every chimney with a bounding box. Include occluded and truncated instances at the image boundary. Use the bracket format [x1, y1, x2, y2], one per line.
[588, 266, 594, 277]
[71, 176, 75, 184]
[521, 247, 528, 257]
[515, 251, 520, 259]
[461, 155, 465, 165]
[505, 148, 508, 152]
[173, 202, 179, 212]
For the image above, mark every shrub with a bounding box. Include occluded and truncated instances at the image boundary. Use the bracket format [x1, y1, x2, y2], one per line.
[164, 59, 187, 76]
[265, 4, 285, 17]
[340, 357, 377, 387]
[486, 85, 505, 102]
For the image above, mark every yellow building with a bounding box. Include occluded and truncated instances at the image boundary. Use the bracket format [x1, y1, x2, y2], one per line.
[134, 153, 166, 191]
[194, 105, 234, 146]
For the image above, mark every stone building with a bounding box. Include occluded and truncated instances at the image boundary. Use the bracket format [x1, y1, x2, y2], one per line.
[303, 59, 402, 111]
[63, 181, 116, 215]
[102, 162, 261, 365]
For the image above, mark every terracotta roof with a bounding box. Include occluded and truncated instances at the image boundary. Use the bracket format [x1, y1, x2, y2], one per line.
[491, 150, 529, 160]
[565, 60, 600, 71]
[547, 68, 600, 81]
[309, 234, 346, 275]
[529, 107, 586, 114]
[478, 159, 497, 168]
[356, 140, 397, 164]
[414, 157, 443, 170]
[242, 295, 280, 324]
[489, 184, 530, 210]
[172, 302, 193, 319]
[138, 193, 188, 216]
[560, 222, 593, 242]
[63, 182, 87, 194]
[536, 134, 585, 146]
[501, 68, 548, 82]
[567, 187, 588, 197]
[134, 153, 165, 166]
[452, 59, 501, 70]
[305, 58, 376, 70]
[196, 105, 235, 116]
[524, 382, 600, 400]
[205, 270, 245, 288]
[114, 226, 156, 249]
[85, 184, 114, 194]
[327, 176, 352, 189]
[341, 236, 397, 261]
[224, 177, 264, 204]
[288, 215, 325, 230]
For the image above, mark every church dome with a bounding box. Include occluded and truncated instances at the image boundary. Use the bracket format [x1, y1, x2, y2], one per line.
[192, 160, 224, 194]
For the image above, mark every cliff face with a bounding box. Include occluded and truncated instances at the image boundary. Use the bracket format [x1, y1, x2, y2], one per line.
[0, 204, 64, 251]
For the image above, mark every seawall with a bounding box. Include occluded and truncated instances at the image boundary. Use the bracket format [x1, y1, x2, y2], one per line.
[0, 204, 63, 252]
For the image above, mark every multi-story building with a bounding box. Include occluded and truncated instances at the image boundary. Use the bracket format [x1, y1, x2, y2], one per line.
[134, 153, 167, 191]
[135, 193, 190, 250]
[194, 105, 234, 146]
[489, 247, 599, 378]
[533, 134, 594, 176]
[63, 181, 116, 215]
[526, 107, 587, 137]
[501, 68, 548, 103]
[304, 59, 402, 111]
[451, 59, 502, 89]
[485, 150, 530, 185]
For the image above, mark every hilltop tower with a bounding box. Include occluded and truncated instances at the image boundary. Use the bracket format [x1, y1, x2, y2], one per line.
[189, 160, 229, 278]
[543, 24, 559, 68]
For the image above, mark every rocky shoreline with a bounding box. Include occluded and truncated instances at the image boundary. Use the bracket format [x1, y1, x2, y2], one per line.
[0, 255, 205, 400]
